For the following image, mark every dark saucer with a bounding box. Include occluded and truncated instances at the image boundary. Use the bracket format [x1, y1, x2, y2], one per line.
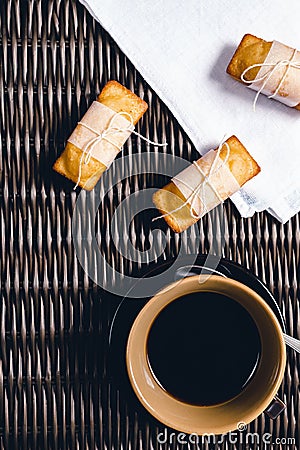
[106, 255, 285, 415]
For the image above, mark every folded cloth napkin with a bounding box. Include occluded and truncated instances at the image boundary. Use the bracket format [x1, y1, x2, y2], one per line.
[80, 0, 300, 223]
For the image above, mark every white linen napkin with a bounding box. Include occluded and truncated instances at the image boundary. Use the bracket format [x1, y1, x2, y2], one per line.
[80, 0, 300, 223]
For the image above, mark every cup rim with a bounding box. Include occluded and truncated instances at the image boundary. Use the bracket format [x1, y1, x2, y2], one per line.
[126, 275, 286, 434]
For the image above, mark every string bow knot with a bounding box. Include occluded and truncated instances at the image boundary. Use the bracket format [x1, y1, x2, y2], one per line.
[153, 139, 230, 222]
[241, 47, 300, 111]
[73, 111, 167, 189]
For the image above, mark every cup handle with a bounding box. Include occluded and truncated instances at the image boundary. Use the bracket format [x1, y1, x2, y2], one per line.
[264, 396, 286, 419]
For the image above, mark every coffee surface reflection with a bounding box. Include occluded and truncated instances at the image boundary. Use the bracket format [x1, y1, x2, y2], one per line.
[147, 292, 261, 406]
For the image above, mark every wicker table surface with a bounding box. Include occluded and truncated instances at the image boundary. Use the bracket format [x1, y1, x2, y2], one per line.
[0, 1, 299, 449]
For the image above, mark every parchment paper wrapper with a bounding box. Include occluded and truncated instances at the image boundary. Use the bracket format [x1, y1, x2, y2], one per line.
[250, 40, 300, 107]
[68, 102, 134, 167]
[172, 150, 240, 217]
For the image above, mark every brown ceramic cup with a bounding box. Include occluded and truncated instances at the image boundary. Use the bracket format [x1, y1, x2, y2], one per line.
[126, 275, 286, 435]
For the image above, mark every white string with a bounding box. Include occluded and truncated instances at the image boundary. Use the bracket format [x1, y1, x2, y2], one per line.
[240, 48, 300, 111]
[153, 139, 230, 223]
[73, 111, 167, 189]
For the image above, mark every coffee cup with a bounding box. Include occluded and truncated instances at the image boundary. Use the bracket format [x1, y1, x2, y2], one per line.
[126, 275, 286, 435]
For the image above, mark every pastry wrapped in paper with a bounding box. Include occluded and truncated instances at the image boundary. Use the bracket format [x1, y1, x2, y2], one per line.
[227, 34, 300, 110]
[153, 136, 260, 233]
[53, 81, 148, 190]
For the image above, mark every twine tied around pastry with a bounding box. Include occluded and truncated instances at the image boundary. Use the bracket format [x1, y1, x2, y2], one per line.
[240, 47, 300, 111]
[153, 139, 230, 223]
[74, 111, 167, 190]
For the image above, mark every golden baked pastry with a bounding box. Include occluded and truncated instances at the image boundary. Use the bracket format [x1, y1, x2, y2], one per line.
[227, 34, 300, 110]
[153, 136, 260, 233]
[53, 81, 148, 190]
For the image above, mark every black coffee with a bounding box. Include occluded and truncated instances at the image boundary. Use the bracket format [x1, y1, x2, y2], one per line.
[147, 292, 261, 406]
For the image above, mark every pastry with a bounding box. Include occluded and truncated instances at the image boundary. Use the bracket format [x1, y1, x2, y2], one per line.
[153, 136, 260, 233]
[53, 81, 148, 190]
[227, 34, 300, 110]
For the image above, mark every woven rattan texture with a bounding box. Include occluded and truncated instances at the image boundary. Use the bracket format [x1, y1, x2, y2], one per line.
[0, 0, 299, 448]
